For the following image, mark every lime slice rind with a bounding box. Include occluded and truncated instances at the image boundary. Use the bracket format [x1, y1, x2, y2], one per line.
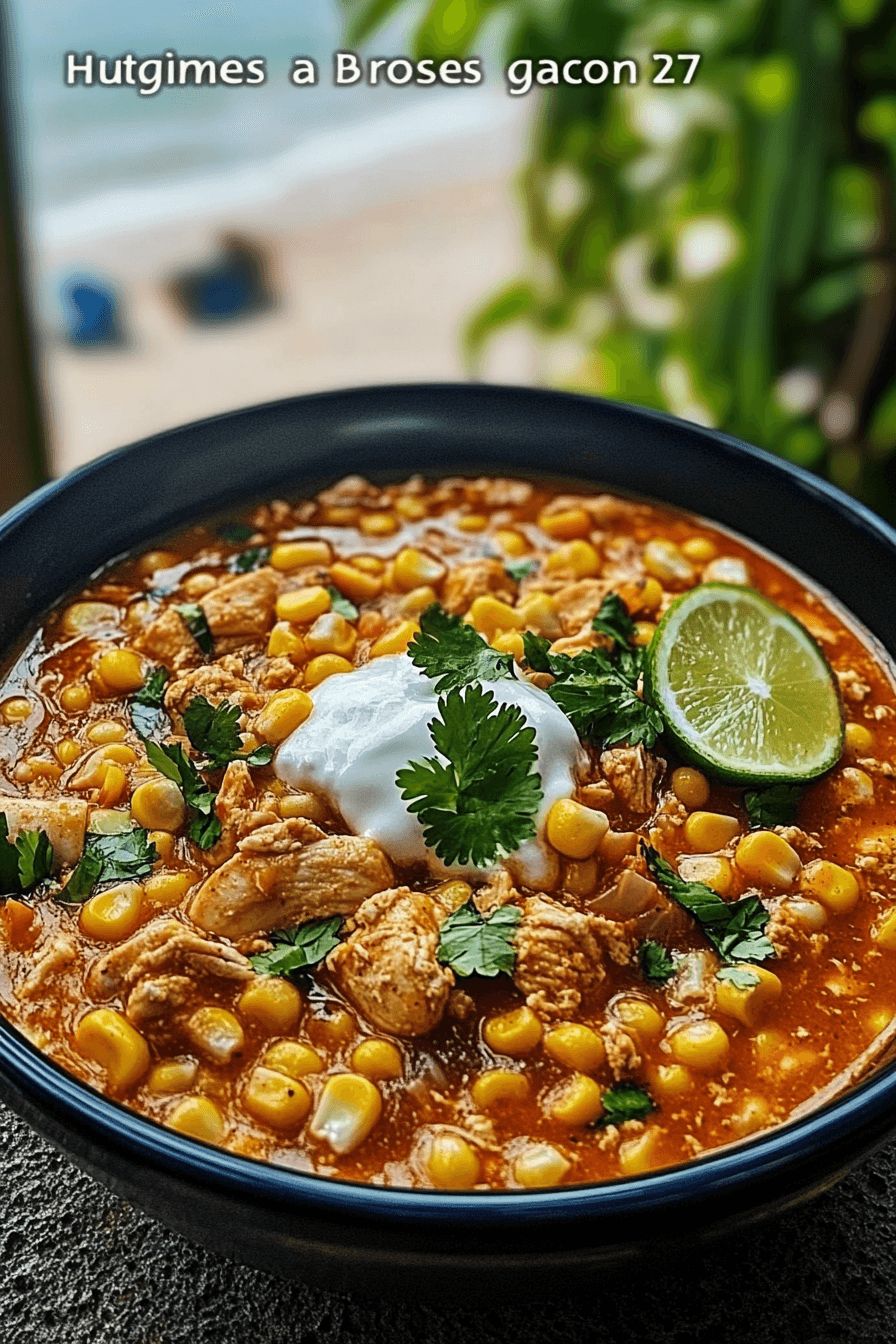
[645, 583, 844, 785]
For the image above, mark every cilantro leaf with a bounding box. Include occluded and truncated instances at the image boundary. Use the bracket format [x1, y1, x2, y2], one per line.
[0, 815, 21, 894]
[642, 843, 775, 963]
[131, 665, 169, 737]
[396, 683, 543, 868]
[437, 900, 522, 977]
[218, 521, 255, 543]
[249, 917, 343, 977]
[744, 784, 804, 829]
[717, 966, 761, 990]
[15, 831, 54, 890]
[522, 630, 553, 672]
[230, 545, 271, 573]
[143, 738, 221, 849]
[182, 696, 273, 770]
[407, 603, 516, 694]
[638, 939, 676, 985]
[591, 593, 637, 648]
[62, 851, 103, 903]
[600, 1083, 654, 1125]
[63, 828, 157, 903]
[175, 603, 213, 657]
[326, 587, 360, 620]
[505, 558, 537, 583]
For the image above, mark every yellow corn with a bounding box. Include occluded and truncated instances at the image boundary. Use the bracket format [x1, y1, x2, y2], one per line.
[496, 529, 529, 557]
[683, 811, 741, 852]
[322, 505, 359, 526]
[181, 572, 217, 599]
[270, 540, 332, 570]
[614, 998, 665, 1043]
[548, 1073, 604, 1126]
[676, 854, 734, 895]
[430, 880, 472, 912]
[186, 1007, 245, 1063]
[482, 1006, 542, 1056]
[80, 882, 144, 941]
[305, 654, 353, 686]
[55, 738, 81, 766]
[735, 831, 802, 888]
[255, 688, 314, 742]
[426, 1132, 481, 1187]
[70, 745, 137, 790]
[167, 1096, 226, 1143]
[243, 1067, 311, 1130]
[516, 591, 561, 638]
[369, 620, 419, 658]
[546, 798, 610, 859]
[131, 778, 186, 832]
[800, 859, 860, 914]
[22, 757, 63, 781]
[648, 1063, 693, 1101]
[868, 1006, 893, 1036]
[96, 763, 128, 807]
[544, 539, 600, 578]
[86, 719, 128, 744]
[96, 648, 145, 694]
[671, 767, 710, 810]
[86, 809, 131, 835]
[471, 1070, 530, 1108]
[753, 1028, 787, 1066]
[353, 554, 385, 574]
[395, 494, 426, 521]
[618, 1127, 661, 1177]
[311, 1007, 356, 1048]
[267, 622, 306, 660]
[144, 871, 195, 908]
[309, 1073, 382, 1154]
[239, 977, 303, 1033]
[147, 1058, 198, 1094]
[351, 1039, 403, 1080]
[669, 1019, 730, 1072]
[328, 562, 382, 604]
[149, 830, 176, 862]
[681, 536, 717, 563]
[543, 1023, 605, 1073]
[467, 595, 524, 641]
[874, 908, 896, 951]
[276, 586, 331, 624]
[643, 538, 695, 585]
[359, 511, 398, 537]
[538, 507, 592, 540]
[60, 684, 92, 713]
[844, 722, 874, 756]
[513, 1144, 571, 1188]
[399, 585, 439, 617]
[63, 600, 118, 635]
[1, 696, 33, 722]
[263, 1040, 324, 1078]
[782, 895, 828, 931]
[456, 512, 488, 532]
[633, 621, 656, 646]
[491, 631, 525, 661]
[393, 548, 446, 592]
[729, 1095, 771, 1137]
[138, 549, 178, 575]
[619, 576, 664, 615]
[715, 965, 782, 1028]
[74, 1008, 150, 1090]
[305, 611, 357, 658]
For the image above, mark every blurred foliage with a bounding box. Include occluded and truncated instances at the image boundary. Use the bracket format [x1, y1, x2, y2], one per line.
[342, 0, 896, 517]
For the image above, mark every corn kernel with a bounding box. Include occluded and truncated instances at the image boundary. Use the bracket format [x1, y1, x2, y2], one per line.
[305, 611, 357, 658]
[309, 1073, 382, 1154]
[96, 649, 145, 694]
[322, 505, 359, 526]
[676, 854, 734, 895]
[633, 621, 656, 646]
[147, 1058, 198, 1094]
[305, 654, 353, 686]
[753, 1028, 787, 1066]
[684, 811, 741, 852]
[131, 778, 186, 832]
[86, 719, 128, 745]
[643, 538, 695, 586]
[167, 1095, 226, 1143]
[430, 880, 472, 912]
[839, 766, 874, 804]
[482, 1006, 542, 1056]
[96, 763, 128, 807]
[144, 870, 195, 908]
[239, 977, 303, 1033]
[149, 830, 176, 862]
[456, 512, 488, 533]
[422, 1131, 480, 1188]
[496, 529, 529, 557]
[782, 895, 828, 931]
[187, 1007, 245, 1064]
[75, 1008, 150, 1090]
[729, 1095, 771, 1137]
[513, 1144, 571, 1188]
[681, 536, 718, 563]
[516, 591, 561, 638]
[60, 684, 92, 713]
[181, 572, 217, 599]
[467, 595, 524, 640]
[669, 1019, 730, 1072]
[392, 548, 446, 592]
[471, 1070, 530, 1108]
[359, 512, 398, 537]
[267, 622, 307, 660]
[715, 965, 782, 1028]
[614, 998, 665, 1043]
[263, 1040, 324, 1078]
[538, 507, 591, 540]
[735, 831, 802, 888]
[844, 722, 874, 756]
[621, 576, 664, 614]
[545, 539, 600, 578]
[270, 540, 332, 570]
[618, 1128, 661, 1177]
[0, 898, 38, 949]
[23, 757, 63, 781]
[255, 688, 314, 741]
[369, 620, 419, 658]
[671, 767, 710, 810]
[399, 585, 439, 617]
[491, 631, 525, 661]
[139, 550, 178, 575]
[244, 1067, 311, 1130]
[70, 745, 137, 793]
[55, 738, 81, 766]
[800, 859, 860, 914]
[354, 555, 387, 575]
[395, 495, 426, 521]
[543, 1023, 605, 1073]
[80, 882, 144, 941]
[275, 586, 331, 624]
[351, 1039, 403, 1080]
[1, 696, 33, 722]
[548, 1073, 604, 1126]
[63, 601, 120, 635]
[328, 562, 382, 604]
[546, 798, 609, 860]
[867, 1007, 893, 1036]
[648, 1063, 693, 1100]
[874, 908, 896, 951]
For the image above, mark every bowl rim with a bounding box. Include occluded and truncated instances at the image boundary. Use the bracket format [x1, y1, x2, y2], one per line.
[4, 380, 896, 1226]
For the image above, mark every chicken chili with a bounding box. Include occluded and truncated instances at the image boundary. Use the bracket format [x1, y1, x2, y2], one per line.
[1, 474, 895, 1190]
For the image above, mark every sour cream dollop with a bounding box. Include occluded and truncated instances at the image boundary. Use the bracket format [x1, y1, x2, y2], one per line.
[275, 653, 584, 886]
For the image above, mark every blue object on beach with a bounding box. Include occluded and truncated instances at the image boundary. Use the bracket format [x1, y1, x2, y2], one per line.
[168, 234, 274, 325]
[60, 277, 121, 346]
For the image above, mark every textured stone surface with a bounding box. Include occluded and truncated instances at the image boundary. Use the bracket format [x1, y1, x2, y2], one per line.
[1, 1099, 894, 1344]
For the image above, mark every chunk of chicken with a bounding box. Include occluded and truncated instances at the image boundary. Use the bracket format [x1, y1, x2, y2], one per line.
[554, 580, 613, 634]
[17, 934, 79, 999]
[204, 761, 278, 868]
[164, 656, 264, 716]
[86, 918, 253, 1000]
[327, 886, 454, 1037]
[135, 606, 201, 670]
[591, 869, 693, 945]
[125, 974, 195, 1026]
[513, 895, 630, 1019]
[441, 559, 516, 615]
[0, 797, 87, 869]
[188, 834, 394, 939]
[600, 745, 663, 815]
[199, 568, 278, 640]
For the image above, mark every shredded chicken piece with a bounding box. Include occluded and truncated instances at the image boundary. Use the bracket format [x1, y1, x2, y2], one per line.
[125, 974, 195, 1026]
[600, 745, 663, 814]
[0, 797, 87, 869]
[600, 1019, 641, 1077]
[164, 656, 264, 716]
[473, 869, 520, 915]
[464, 477, 533, 509]
[513, 895, 630, 1019]
[553, 579, 614, 635]
[188, 834, 394, 939]
[205, 760, 277, 868]
[199, 568, 278, 640]
[327, 886, 454, 1037]
[17, 934, 78, 999]
[318, 475, 388, 509]
[237, 817, 326, 853]
[86, 919, 253, 999]
[441, 559, 516, 615]
[135, 605, 201, 670]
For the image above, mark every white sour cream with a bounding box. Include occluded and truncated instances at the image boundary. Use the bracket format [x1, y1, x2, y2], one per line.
[275, 653, 584, 886]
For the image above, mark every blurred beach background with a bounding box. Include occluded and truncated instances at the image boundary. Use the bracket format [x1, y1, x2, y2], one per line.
[6, 0, 896, 518]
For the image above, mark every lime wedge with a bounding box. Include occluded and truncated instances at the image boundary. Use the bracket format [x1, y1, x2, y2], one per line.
[644, 583, 843, 784]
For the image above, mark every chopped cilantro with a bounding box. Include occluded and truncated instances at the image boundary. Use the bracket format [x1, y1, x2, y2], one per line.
[523, 631, 663, 748]
[143, 738, 221, 849]
[437, 900, 522, 977]
[131, 665, 169, 738]
[716, 966, 761, 990]
[63, 828, 157, 903]
[599, 1083, 654, 1126]
[396, 683, 543, 869]
[642, 843, 775, 964]
[182, 696, 273, 770]
[591, 593, 637, 648]
[744, 783, 804, 829]
[505, 558, 537, 583]
[0, 815, 55, 897]
[217, 521, 256, 543]
[326, 587, 360, 621]
[407, 603, 516, 694]
[230, 545, 271, 573]
[175, 603, 213, 657]
[638, 939, 676, 985]
[62, 851, 103, 904]
[249, 917, 343, 977]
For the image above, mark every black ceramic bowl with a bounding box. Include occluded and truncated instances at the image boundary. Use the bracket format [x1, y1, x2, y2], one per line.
[1, 384, 895, 1299]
